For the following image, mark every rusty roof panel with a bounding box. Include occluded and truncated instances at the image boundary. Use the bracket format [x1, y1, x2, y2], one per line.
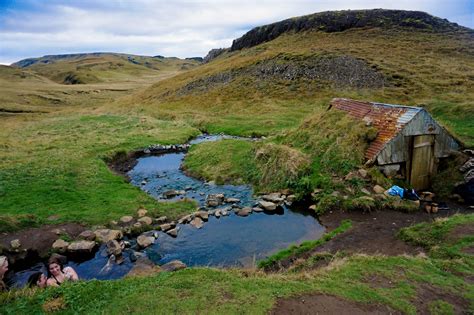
[330, 98, 422, 160]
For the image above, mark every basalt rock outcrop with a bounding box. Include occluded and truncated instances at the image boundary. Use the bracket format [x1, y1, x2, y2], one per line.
[230, 9, 469, 51]
[177, 54, 385, 96]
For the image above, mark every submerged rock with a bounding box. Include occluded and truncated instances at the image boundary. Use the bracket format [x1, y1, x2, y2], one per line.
[236, 207, 252, 217]
[190, 217, 204, 229]
[225, 197, 241, 204]
[161, 260, 187, 272]
[163, 190, 180, 198]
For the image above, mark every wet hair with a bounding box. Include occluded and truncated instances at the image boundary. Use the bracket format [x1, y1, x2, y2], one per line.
[27, 272, 43, 287]
[47, 256, 64, 277]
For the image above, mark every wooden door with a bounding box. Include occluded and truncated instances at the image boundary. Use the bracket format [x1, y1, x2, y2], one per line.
[410, 135, 435, 190]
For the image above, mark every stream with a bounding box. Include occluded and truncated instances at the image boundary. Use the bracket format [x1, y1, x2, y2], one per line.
[10, 134, 324, 287]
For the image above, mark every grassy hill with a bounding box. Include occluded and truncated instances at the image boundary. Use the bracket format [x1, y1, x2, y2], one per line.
[126, 11, 473, 145]
[1, 53, 200, 113]
[12, 53, 200, 84]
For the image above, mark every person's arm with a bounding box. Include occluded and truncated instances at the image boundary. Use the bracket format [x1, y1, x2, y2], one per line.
[47, 278, 59, 287]
[64, 267, 79, 281]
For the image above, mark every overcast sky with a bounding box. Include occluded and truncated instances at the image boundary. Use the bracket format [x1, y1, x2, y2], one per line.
[0, 0, 472, 65]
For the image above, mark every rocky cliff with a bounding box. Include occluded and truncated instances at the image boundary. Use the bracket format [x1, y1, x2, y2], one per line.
[230, 9, 470, 51]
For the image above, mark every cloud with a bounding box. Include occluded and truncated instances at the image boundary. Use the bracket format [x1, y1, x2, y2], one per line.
[0, 0, 472, 64]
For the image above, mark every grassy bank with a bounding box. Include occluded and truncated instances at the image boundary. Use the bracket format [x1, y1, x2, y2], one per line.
[1, 251, 471, 314]
[399, 214, 474, 265]
[258, 219, 353, 270]
[0, 113, 200, 231]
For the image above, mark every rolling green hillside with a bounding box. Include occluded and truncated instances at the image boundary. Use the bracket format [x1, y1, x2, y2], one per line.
[12, 53, 200, 84]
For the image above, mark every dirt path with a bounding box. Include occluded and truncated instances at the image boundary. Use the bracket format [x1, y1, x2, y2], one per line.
[316, 206, 471, 256]
[270, 294, 399, 315]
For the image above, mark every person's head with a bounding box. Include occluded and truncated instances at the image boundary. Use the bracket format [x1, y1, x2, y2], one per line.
[47, 257, 63, 277]
[27, 272, 47, 288]
[0, 256, 8, 279]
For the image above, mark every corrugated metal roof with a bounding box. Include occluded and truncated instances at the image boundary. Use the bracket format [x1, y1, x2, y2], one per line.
[330, 98, 422, 161]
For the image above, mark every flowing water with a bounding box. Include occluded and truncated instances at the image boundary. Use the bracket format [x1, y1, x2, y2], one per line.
[10, 135, 324, 287]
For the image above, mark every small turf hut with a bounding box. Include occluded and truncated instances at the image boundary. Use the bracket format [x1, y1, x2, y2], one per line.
[329, 98, 460, 190]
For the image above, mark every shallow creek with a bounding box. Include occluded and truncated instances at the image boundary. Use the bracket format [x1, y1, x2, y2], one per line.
[11, 135, 324, 287]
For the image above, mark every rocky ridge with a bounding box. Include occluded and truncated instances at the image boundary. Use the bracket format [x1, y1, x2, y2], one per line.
[230, 9, 470, 52]
[177, 54, 385, 95]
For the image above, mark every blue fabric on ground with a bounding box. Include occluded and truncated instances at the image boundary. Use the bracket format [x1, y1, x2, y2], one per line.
[387, 185, 404, 198]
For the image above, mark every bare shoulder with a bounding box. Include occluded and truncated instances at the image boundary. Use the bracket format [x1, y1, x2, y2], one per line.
[47, 278, 58, 287]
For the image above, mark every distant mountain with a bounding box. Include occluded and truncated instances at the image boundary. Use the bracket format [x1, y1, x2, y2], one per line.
[12, 53, 201, 84]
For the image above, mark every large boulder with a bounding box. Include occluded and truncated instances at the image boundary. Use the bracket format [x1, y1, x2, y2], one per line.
[373, 185, 386, 194]
[190, 217, 204, 229]
[160, 223, 173, 232]
[94, 229, 123, 243]
[195, 211, 209, 221]
[138, 216, 153, 226]
[161, 260, 187, 272]
[155, 216, 167, 224]
[262, 193, 284, 203]
[137, 235, 155, 248]
[258, 201, 277, 211]
[10, 239, 21, 250]
[119, 216, 134, 224]
[166, 227, 179, 237]
[137, 208, 148, 218]
[178, 214, 193, 224]
[78, 230, 96, 241]
[126, 256, 162, 278]
[106, 240, 122, 256]
[67, 240, 96, 254]
[206, 193, 225, 207]
[52, 239, 69, 253]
